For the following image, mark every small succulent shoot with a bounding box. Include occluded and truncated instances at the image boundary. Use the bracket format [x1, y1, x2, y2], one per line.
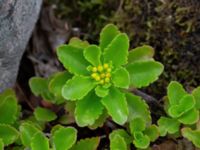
[109, 117, 159, 149]
[0, 89, 20, 147]
[130, 118, 159, 149]
[55, 24, 163, 127]
[29, 71, 72, 104]
[109, 129, 132, 150]
[0, 89, 101, 150]
[158, 81, 200, 147]
[0, 89, 20, 124]
[109, 93, 159, 149]
[182, 127, 200, 148]
[25, 23, 164, 149]
[158, 117, 180, 137]
[20, 122, 78, 150]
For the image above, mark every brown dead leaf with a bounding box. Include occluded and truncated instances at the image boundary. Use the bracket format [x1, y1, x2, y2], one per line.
[27, 5, 70, 77]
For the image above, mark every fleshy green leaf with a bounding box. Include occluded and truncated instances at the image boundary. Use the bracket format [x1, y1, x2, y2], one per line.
[178, 108, 199, 125]
[128, 45, 154, 63]
[0, 95, 18, 124]
[129, 118, 146, 134]
[57, 45, 90, 75]
[112, 67, 130, 89]
[29, 77, 54, 101]
[23, 117, 45, 131]
[34, 107, 57, 122]
[101, 87, 128, 125]
[69, 37, 89, 49]
[133, 132, 150, 149]
[54, 96, 68, 105]
[126, 60, 163, 88]
[192, 87, 200, 109]
[0, 89, 15, 105]
[31, 132, 49, 150]
[83, 45, 101, 66]
[182, 128, 200, 148]
[99, 24, 120, 51]
[0, 124, 19, 146]
[51, 125, 64, 135]
[75, 92, 104, 127]
[49, 71, 72, 98]
[144, 125, 159, 142]
[62, 76, 95, 100]
[167, 81, 187, 105]
[29, 77, 48, 96]
[20, 122, 40, 147]
[126, 93, 151, 124]
[52, 127, 77, 150]
[168, 94, 195, 118]
[110, 134, 127, 150]
[88, 109, 108, 129]
[157, 117, 180, 136]
[16, 105, 22, 123]
[109, 129, 132, 145]
[70, 137, 100, 150]
[103, 33, 129, 67]
[163, 96, 171, 114]
[0, 139, 3, 150]
[95, 86, 109, 97]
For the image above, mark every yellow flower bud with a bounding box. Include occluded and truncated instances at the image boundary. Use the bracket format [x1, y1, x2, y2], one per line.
[103, 63, 109, 69]
[106, 73, 111, 78]
[95, 76, 100, 81]
[100, 73, 105, 78]
[92, 67, 97, 72]
[91, 73, 97, 78]
[107, 68, 111, 72]
[97, 65, 103, 72]
[100, 80, 104, 84]
[105, 77, 110, 83]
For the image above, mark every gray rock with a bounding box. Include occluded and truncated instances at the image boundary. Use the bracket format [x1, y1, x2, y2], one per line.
[0, 0, 42, 92]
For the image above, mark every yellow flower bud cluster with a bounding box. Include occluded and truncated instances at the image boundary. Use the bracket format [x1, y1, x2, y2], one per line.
[91, 63, 111, 85]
